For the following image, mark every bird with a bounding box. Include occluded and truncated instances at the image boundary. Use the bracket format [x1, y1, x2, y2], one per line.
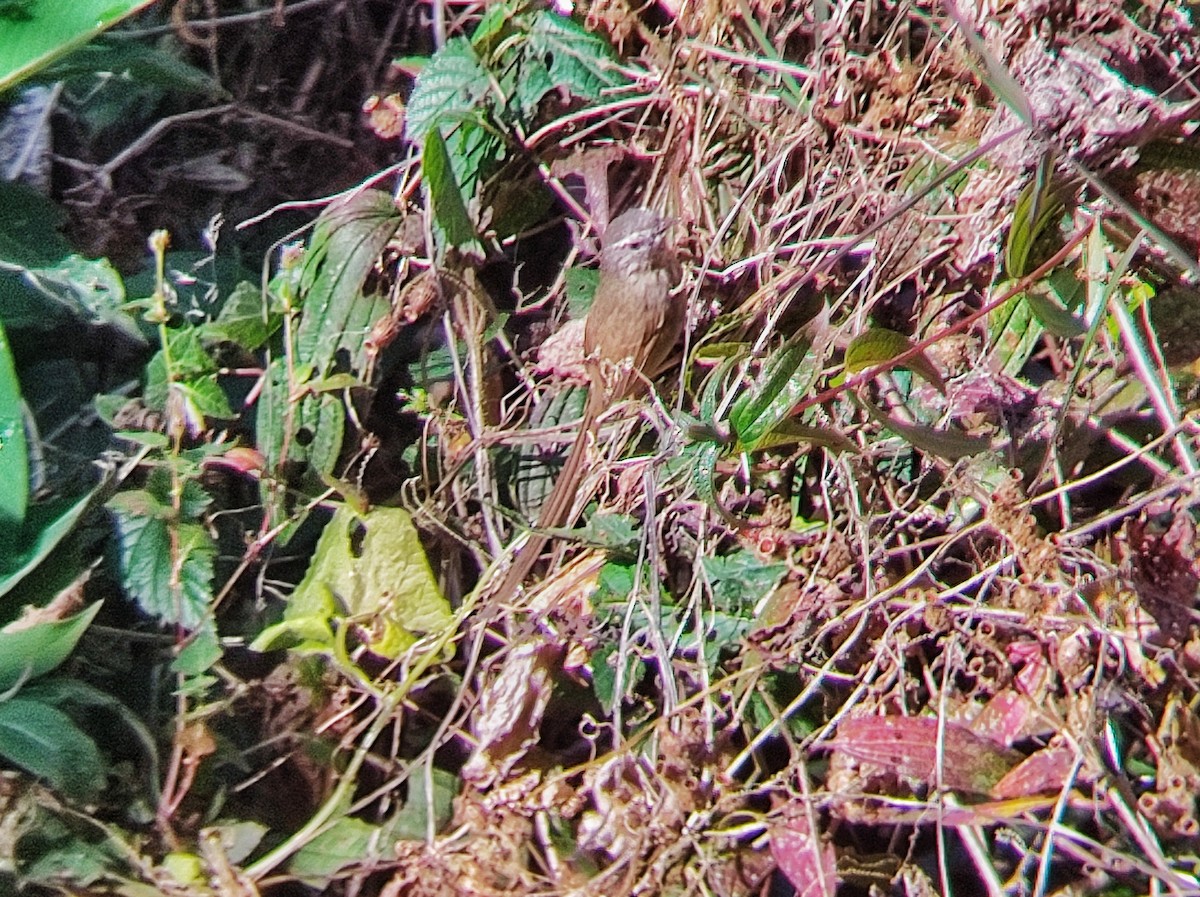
[494, 207, 685, 600]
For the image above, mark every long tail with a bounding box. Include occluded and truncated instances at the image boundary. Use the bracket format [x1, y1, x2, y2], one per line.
[491, 397, 600, 600]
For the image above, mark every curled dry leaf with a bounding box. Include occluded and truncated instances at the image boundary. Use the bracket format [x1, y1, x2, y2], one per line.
[462, 640, 563, 788]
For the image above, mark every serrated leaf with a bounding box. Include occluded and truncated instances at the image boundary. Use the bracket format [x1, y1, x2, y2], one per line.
[175, 375, 233, 423]
[143, 327, 219, 410]
[0, 697, 104, 800]
[0, 602, 100, 693]
[0, 321, 28, 533]
[526, 11, 625, 101]
[845, 328, 945, 392]
[404, 37, 491, 145]
[108, 503, 214, 630]
[171, 624, 221, 677]
[701, 551, 786, 613]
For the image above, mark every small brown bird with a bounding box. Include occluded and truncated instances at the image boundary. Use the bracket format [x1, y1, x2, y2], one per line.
[495, 208, 685, 598]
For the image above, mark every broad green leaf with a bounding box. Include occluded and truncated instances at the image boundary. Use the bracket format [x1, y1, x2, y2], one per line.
[0, 697, 104, 800]
[289, 767, 456, 885]
[19, 677, 159, 794]
[526, 11, 625, 100]
[404, 37, 491, 145]
[423, 128, 480, 253]
[288, 817, 376, 885]
[0, 182, 69, 266]
[0, 488, 95, 601]
[256, 505, 452, 660]
[0, 321, 27, 533]
[108, 498, 214, 630]
[0, 602, 100, 693]
[0, 253, 138, 346]
[200, 280, 282, 350]
[845, 328, 945, 393]
[0, 0, 156, 93]
[294, 190, 401, 370]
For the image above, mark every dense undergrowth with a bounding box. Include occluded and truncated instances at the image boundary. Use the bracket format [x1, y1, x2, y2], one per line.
[1, 1, 1200, 895]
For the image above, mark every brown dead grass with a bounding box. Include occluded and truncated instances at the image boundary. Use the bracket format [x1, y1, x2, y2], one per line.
[242, 2, 1200, 895]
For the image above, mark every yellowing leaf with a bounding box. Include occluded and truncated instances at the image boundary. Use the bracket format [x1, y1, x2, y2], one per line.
[255, 505, 452, 660]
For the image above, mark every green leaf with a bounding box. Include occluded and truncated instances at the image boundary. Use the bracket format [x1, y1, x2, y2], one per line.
[171, 624, 221, 677]
[19, 677, 159, 794]
[730, 336, 821, 450]
[294, 190, 402, 372]
[108, 499, 214, 630]
[857, 394, 991, 460]
[26, 254, 130, 330]
[42, 38, 225, 99]
[845, 328, 945, 393]
[0, 182, 69, 266]
[526, 11, 625, 101]
[1004, 157, 1064, 278]
[143, 327, 219, 410]
[404, 37, 491, 145]
[0, 697, 103, 799]
[0, 602, 100, 693]
[201, 280, 282, 350]
[288, 767, 457, 885]
[288, 817, 376, 884]
[259, 504, 453, 660]
[423, 128, 480, 253]
[702, 551, 786, 614]
[0, 488, 95, 602]
[989, 291, 1043, 378]
[0, 0, 157, 92]
[0, 321, 27, 534]
[174, 376, 234, 421]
